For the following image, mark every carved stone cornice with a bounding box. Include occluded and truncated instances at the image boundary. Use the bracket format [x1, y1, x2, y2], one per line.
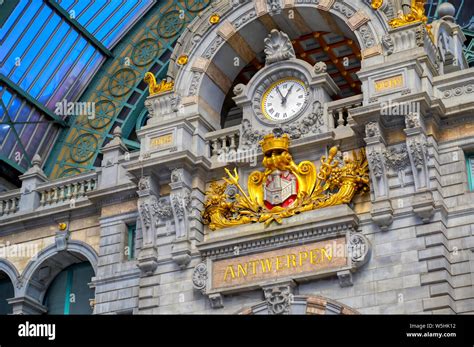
[198, 204, 358, 259]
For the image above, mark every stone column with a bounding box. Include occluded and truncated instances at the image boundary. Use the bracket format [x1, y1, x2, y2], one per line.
[137, 175, 160, 275]
[169, 168, 193, 268]
[404, 112, 434, 223]
[99, 126, 129, 189]
[365, 121, 393, 231]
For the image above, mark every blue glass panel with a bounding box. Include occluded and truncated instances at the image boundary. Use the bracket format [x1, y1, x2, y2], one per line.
[0, 0, 28, 41]
[0, 1, 44, 69]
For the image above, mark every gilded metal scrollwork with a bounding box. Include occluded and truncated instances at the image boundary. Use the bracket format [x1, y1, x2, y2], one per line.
[202, 133, 370, 230]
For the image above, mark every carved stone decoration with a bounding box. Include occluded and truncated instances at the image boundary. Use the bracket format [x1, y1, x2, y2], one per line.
[408, 139, 427, 170]
[192, 262, 208, 293]
[282, 101, 324, 139]
[267, 0, 282, 14]
[264, 29, 296, 65]
[136, 175, 160, 276]
[138, 176, 151, 192]
[171, 190, 191, 220]
[415, 24, 426, 47]
[365, 121, 381, 138]
[264, 284, 293, 315]
[382, 34, 394, 55]
[348, 232, 370, 268]
[55, 229, 71, 251]
[314, 61, 327, 74]
[151, 198, 173, 222]
[240, 119, 264, 147]
[405, 112, 421, 129]
[383, 145, 410, 186]
[337, 270, 353, 287]
[368, 151, 383, 178]
[209, 293, 224, 309]
[233, 83, 245, 96]
[170, 168, 183, 183]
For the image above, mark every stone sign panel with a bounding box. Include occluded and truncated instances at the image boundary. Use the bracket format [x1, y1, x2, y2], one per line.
[211, 237, 348, 291]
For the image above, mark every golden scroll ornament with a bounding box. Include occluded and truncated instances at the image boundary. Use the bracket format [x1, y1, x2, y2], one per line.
[144, 72, 174, 95]
[202, 133, 369, 230]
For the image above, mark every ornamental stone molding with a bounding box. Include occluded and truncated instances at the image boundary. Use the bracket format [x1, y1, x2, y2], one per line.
[192, 262, 208, 293]
[263, 29, 296, 65]
[263, 282, 295, 315]
[168, 0, 387, 115]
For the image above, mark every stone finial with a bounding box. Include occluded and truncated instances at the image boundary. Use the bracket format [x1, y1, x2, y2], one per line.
[104, 126, 125, 148]
[264, 29, 296, 65]
[32, 154, 42, 167]
[437, 2, 456, 21]
[113, 126, 122, 139]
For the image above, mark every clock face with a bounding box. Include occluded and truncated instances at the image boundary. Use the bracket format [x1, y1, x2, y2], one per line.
[261, 78, 307, 122]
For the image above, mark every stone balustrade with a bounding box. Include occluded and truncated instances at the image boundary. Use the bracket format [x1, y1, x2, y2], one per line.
[0, 171, 99, 220]
[327, 94, 363, 128]
[205, 125, 241, 160]
[37, 172, 98, 207]
[0, 189, 21, 217]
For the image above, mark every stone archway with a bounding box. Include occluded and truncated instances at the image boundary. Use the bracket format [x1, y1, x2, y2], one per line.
[169, 0, 393, 129]
[11, 240, 98, 315]
[236, 295, 359, 315]
[0, 259, 20, 314]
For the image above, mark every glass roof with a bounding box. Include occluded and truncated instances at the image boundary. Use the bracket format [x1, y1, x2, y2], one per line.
[0, 0, 153, 181]
[0, 0, 472, 186]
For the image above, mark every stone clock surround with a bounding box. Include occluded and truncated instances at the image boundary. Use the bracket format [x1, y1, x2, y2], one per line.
[169, 0, 389, 130]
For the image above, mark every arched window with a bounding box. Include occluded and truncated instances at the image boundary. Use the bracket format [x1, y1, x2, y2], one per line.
[0, 272, 14, 314]
[43, 262, 94, 315]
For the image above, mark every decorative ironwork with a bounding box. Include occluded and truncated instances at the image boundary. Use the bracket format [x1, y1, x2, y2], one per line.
[70, 134, 98, 163]
[202, 133, 369, 230]
[185, 0, 211, 12]
[88, 100, 115, 129]
[157, 10, 185, 38]
[132, 38, 160, 66]
[108, 68, 137, 97]
[58, 167, 81, 178]
[47, 0, 211, 178]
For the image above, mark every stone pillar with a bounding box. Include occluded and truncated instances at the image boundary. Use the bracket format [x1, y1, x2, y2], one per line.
[18, 154, 48, 212]
[365, 121, 393, 231]
[169, 168, 193, 268]
[136, 175, 160, 275]
[404, 112, 434, 223]
[99, 126, 129, 189]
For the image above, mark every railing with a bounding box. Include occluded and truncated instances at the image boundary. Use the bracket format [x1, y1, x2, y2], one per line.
[327, 94, 363, 128]
[0, 189, 21, 217]
[205, 125, 241, 160]
[37, 172, 98, 207]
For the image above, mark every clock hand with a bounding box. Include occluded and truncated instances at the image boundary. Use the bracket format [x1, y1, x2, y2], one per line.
[276, 86, 285, 104]
[282, 85, 294, 105]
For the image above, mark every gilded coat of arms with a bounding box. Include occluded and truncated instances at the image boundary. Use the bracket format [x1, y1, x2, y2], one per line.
[202, 133, 369, 230]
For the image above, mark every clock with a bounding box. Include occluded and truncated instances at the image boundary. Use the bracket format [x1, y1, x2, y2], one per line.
[261, 78, 308, 122]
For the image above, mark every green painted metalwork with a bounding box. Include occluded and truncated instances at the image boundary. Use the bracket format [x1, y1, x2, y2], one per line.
[467, 155, 474, 191]
[128, 224, 136, 260]
[63, 267, 73, 315]
[44, 0, 114, 58]
[45, 0, 211, 178]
